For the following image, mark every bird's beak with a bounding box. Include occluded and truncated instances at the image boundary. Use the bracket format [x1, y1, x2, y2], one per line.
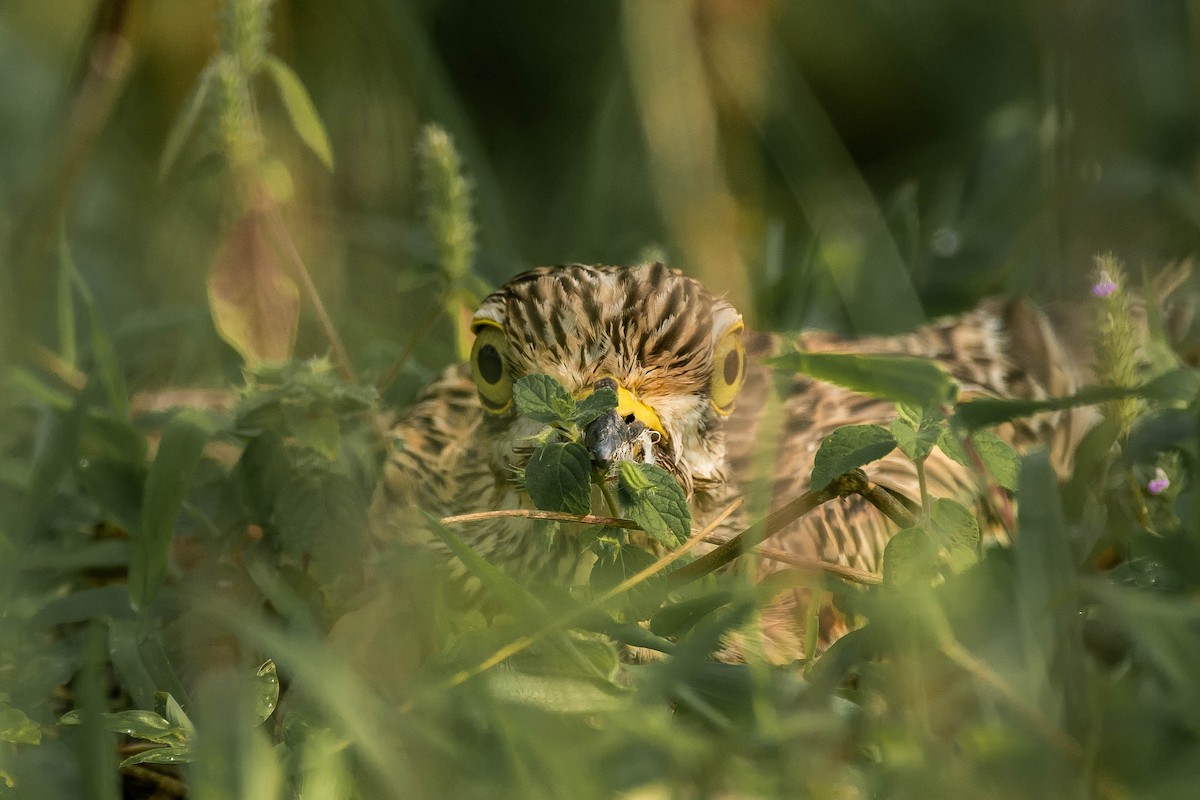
[580, 378, 666, 467]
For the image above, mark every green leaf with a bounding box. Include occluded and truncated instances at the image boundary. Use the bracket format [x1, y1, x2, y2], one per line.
[28, 400, 86, 516]
[1015, 452, 1078, 707]
[1140, 367, 1200, 404]
[810, 424, 897, 490]
[650, 590, 737, 638]
[108, 620, 188, 713]
[271, 469, 368, 566]
[120, 746, 194, 768]
[65, 255, 129, 419]
[524, 442, 592, 515]
[30, 586, 134, 630]
[882, 527, 937, 586]
[132, 410, 215, 611]
[928, 498, 980, 571]
[890, 414, 941, 462]
[159, 64, 215, 179]
[938, 428, 1019, 492]
[514, 374, 577, 425]
[263, 56, 334, 170]
[769, 350, 958, 410]
[572, 386, 618, 427]
[0, 706, 41, 745]
[589, 538, 661, 620]
[281, 402, 340, 459]
[60, 709, 182, 743]
[484, 672, 620, 714]
[969, 430, 1019, 492]
[954, 384, 1135, 430]
[617, 461, 690, 547]
[252, 660, 279, 724]
[155, 692, 195, 740]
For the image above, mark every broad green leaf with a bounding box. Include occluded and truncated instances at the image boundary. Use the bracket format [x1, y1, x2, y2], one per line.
[281, 402, 340, 459]
[264, 56, 334, 170]
[617, 461, 690, 547]
[485, 672, 620, 714]
[132, 410, 214, 611]
[159, 64, 215, 179]
[883, 527, 937, 586]
[207, 212, 300, 367]
[969, 430, 1019, 492]
[938, 429, 1019, 491]
[890, 414, 940, 462]
[810, 424, 897, 490]
[770, 350, 957, 410]
[524, 441, 592, 515]
[272, 470, 368, 563]
[650, 590, 736, 638]
[107, 620, 188, 712]
[572, 386, 618, 427]
[514, 374, 577, 425]
[233, 432, 290, 522]
[589, 538, 661, 620]
[0, 706, 41, 745]
[253, 661, 279, 724]
[60, 709, 182, 743]
[928, 498, 980, 571]
[120, 746, 194, 768]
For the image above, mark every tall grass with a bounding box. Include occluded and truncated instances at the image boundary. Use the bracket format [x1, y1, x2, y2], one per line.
[2, 1, 1200, 798]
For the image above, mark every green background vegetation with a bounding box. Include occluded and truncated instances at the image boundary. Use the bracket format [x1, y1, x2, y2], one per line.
[2, 1, 1200, 798]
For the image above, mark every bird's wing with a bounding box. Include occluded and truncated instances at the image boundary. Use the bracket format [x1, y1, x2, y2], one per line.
[722, 298, 1099, 575]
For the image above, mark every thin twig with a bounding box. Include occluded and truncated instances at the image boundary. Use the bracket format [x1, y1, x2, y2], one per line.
[440, 508, 643, 531]
[262, 200, 355, 383]
[700, 535, 882, 585]
[858, 482, 918, 529]
[376, 300, 443, 394]
[120, 763, 188, 797]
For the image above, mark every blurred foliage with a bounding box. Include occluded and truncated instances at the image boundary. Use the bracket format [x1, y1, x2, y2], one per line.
[2, 0, 1200, 798]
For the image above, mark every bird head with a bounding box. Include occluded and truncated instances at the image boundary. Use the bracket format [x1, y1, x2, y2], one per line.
[467, 263, 747, 497]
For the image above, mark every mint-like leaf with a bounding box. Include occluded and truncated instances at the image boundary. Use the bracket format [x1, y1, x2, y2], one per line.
[573, 387, 618, 427]
[525, 442, 592, 515]
[514, 374, 577, 425]
[810, 424, 897, 490]
[617, 461, 689, 547]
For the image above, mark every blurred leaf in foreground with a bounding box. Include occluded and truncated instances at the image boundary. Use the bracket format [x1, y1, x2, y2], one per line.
[207, 212, 299, 367]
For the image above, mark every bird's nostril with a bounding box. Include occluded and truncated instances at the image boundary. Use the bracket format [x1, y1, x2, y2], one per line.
[623, 414, 635, 424]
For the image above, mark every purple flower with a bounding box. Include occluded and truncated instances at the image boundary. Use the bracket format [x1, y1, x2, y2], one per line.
[1092, 271, 1118, 298]
[1148, 468, 1170, 496]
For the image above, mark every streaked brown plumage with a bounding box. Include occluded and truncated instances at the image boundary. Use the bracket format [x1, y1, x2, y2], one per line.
[370, 262, 1103, 656]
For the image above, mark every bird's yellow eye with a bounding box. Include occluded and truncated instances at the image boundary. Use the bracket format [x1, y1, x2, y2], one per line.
[710, 324, 746, 415]
[470, 323, 513, 413]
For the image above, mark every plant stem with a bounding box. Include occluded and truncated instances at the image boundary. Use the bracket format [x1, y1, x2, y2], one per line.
[915, 457, 930, 513]
[597, 471, 622, 518]
[262, 199, 355, 383]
